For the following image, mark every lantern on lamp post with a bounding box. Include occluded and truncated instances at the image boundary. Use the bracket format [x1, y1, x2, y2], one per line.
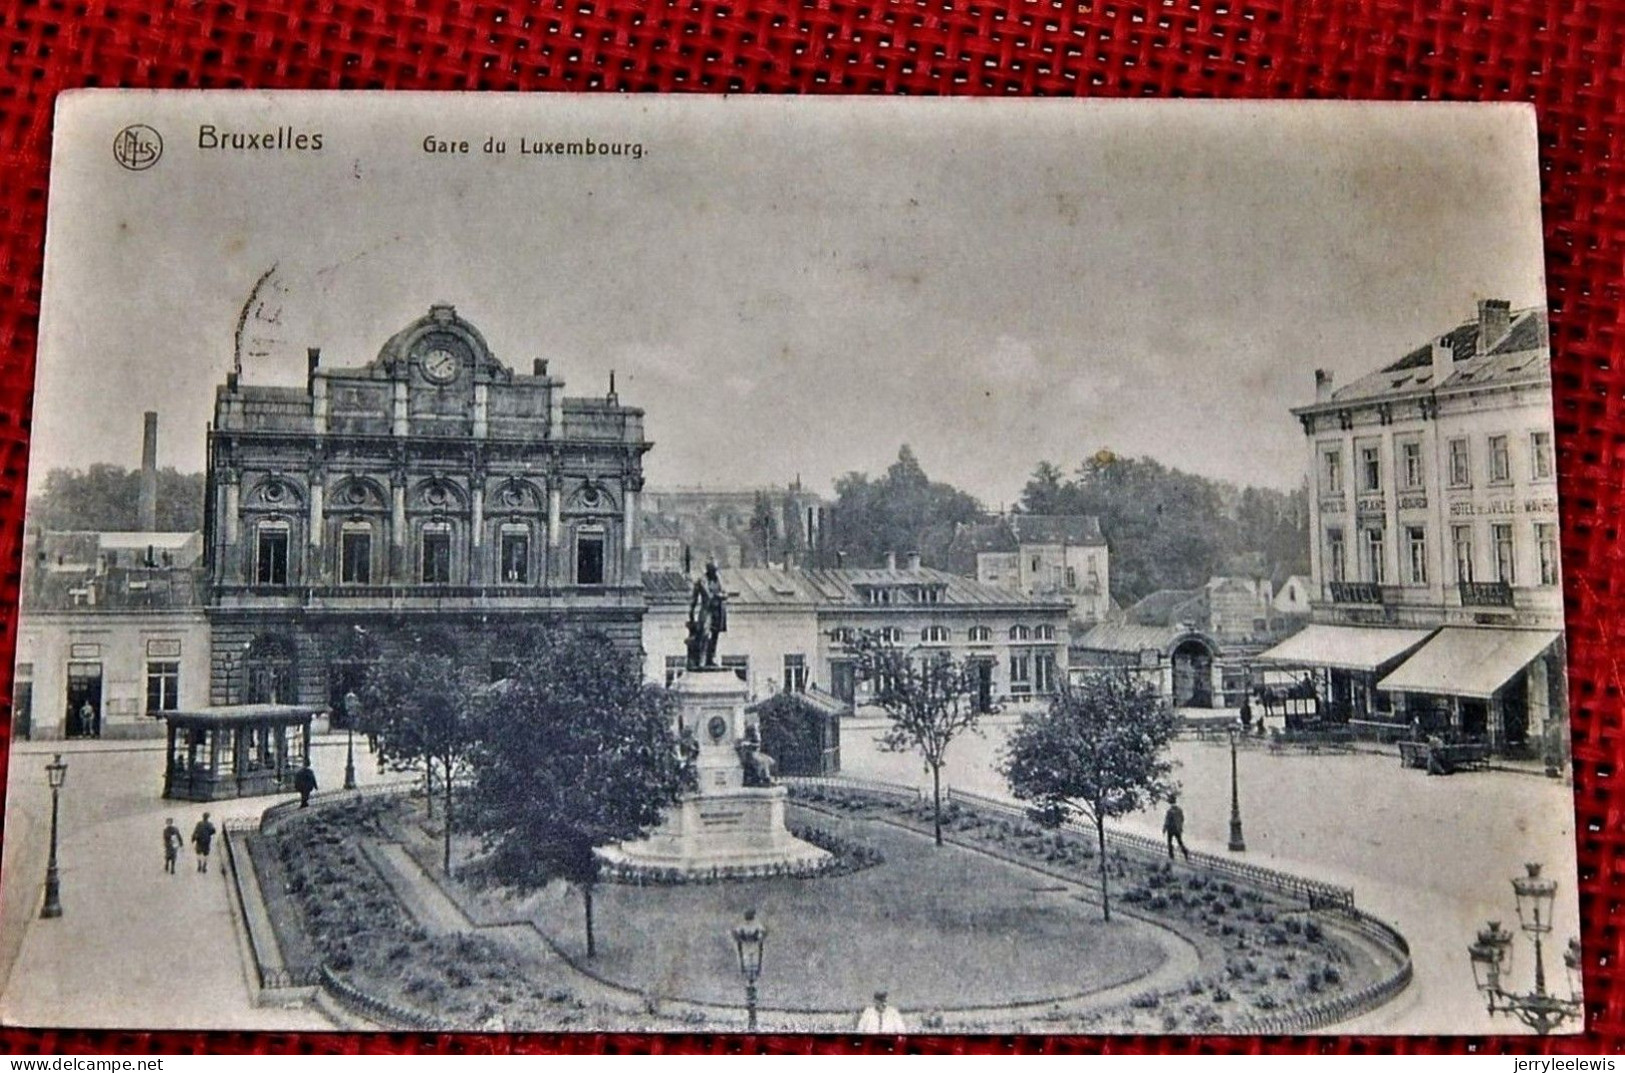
[343, 690, 359, 790]
[39, 754, 67, 919]
[1226, 720, 1246, 852]
[1468, 863, 1582, 1034]
[731, 908, 767, 1031]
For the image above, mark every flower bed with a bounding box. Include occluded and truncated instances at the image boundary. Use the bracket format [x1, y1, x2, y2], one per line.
[788, 783, 1391, 1033]
[258, 797, 691, 1031]
[596, 822, 883, 886]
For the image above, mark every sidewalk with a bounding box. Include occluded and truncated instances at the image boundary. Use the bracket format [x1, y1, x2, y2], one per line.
[0, 743, 374, 1030]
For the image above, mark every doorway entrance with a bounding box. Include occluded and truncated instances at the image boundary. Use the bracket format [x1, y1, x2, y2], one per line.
[973, 659, 994, 713]
[66, 661, 103, 738]
[1171, 640, 1214, 708]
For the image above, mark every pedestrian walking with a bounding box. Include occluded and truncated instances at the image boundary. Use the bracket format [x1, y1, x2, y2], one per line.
[1163, 795, 1191, 861]
[294, 763, 318, 808]
[162, 818, 183, 874]
[856, 990, 907, 1034]
[191, 812, 216, 873]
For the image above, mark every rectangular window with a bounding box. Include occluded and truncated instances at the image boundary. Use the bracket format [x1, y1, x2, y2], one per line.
[1536, 523, 1559, 586]
[1034, 651, 1057, 694]
[1362, 526, 1385, 585]
[1322, 447, 1343, 495]
[146, 661, 179, 714]
[1326, 528, 1346, 583]
[1492, 523, 1516, 584]
[420, 525, 452, 584]
[1489, 435, 1512, 484]
[256, 525, 289, 586]
[340, 526, 372, 585]
[1531, 430, 1554, 480]
[720, 655, 749, 684]
[783, 654, 807, 693]
[500, 528, 529, 584]
[1453, 524, 1476, 584]
[1405, 525, 1427, 586]
[1359, 444, 1381, 493]
[664, 655, 686, 688]
[1449, 438, 1472, 488]
[1009, 653, 1032, 695]
[1401, 440, 1425, 490]
[575, 530, 605, 585]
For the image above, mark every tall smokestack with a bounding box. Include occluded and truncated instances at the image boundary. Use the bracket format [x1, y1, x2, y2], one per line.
[138, 412, 158, 531]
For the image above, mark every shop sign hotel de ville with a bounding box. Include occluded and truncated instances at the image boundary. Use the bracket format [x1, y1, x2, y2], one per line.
[0, 93, 1582, 1036]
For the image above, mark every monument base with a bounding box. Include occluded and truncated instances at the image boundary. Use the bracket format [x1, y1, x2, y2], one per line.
[596, 784, 832, 880]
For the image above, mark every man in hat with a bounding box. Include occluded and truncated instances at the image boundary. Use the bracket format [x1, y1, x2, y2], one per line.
[1163, 794, 1190, 861]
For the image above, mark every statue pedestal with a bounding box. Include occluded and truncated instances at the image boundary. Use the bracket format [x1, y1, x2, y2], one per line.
[597, 669, 831, 879]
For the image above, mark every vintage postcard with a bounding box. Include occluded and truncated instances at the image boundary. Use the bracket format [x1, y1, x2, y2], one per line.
[0, 92, 1579, 1035]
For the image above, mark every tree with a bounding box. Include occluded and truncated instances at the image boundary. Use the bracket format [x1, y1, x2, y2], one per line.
[1001, 669, 1180, 921]
[850, 632, 983, 846]
[748, 490, 778, 565]
[830, 445, 983, 567]
[360, 646, 481, 876]
[464, 628, 692, 957]
[28, 465, 206, 532]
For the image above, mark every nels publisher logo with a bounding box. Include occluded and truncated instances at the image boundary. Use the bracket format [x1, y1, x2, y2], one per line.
[112, 124, 162, 171]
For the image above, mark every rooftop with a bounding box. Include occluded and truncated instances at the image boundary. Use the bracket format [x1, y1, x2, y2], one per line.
[1305, 306, 1549, 409]
[644, 566, 1067, 610]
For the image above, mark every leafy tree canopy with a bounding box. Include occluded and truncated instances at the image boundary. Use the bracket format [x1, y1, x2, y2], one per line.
[830, 446, 984, 568]
[1002, 668, 1181, 920]
[1018, 452, 1309, 604]
[28, 465, 205, 533]
[464, 627, 692, 892]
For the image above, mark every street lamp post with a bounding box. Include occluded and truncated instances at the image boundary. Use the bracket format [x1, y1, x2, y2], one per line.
[1226, 720, 1247, 852]
[40, 754, 67, 919]
[731, 908, 767, 1031]
[1468, 863, 1582, 1035]
[343, 690, 359, 791]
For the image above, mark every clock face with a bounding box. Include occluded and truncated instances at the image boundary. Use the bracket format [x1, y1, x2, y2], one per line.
[422, 347, 459, 383]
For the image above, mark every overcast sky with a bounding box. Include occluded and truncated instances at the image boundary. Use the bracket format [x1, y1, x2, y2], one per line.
[34, 94, 1547, 507]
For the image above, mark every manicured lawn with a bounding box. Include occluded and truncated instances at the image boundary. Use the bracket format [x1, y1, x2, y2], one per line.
[527, 805, 1172, 1015]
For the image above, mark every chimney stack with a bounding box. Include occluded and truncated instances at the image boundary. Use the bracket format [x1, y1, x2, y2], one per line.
[906, 551, 922, 571]
[1477, 299, 1512, 355]
[1314, 369, 1334, 403]
[137, 411, 158, 531]
[533, 358, 549, 377]
[307, 347, 321, 392]
[884, 550, 897, 571]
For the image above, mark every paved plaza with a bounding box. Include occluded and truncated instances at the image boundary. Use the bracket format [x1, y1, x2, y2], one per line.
[0, 721, 1582, 1034]
[0, 734, 385, 1030]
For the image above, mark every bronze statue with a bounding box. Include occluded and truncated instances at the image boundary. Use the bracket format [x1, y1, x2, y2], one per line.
[687, 560, 729, 670]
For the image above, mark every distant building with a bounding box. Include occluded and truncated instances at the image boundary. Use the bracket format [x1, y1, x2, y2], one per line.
[946, 514, 1111, 625]
[642, 480, 830, 569]
[1260, 300, 1565, 757]
[15, 415, 211, 741]
[1272, 574, 1314, 617]
[643, 557, 1070, 712]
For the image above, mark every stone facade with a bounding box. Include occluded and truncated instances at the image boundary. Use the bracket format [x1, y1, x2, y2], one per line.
[204, 303, 650, 707]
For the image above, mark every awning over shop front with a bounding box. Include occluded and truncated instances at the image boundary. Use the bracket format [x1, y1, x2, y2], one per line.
[1376, 627, 1561, 700]
[1254, 624, 1433, 673]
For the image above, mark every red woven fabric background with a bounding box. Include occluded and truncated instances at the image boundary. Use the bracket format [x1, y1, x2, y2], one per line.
[0, 0, 1621, 1056]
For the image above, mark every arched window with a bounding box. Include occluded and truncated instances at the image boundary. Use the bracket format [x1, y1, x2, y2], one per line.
[968, 625, 992, 643]
[1034, 624, 1056, 641]
[921, 625, 950, 644]
[1009, 624, 1031, 641]
[880, 627, 904, 645]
